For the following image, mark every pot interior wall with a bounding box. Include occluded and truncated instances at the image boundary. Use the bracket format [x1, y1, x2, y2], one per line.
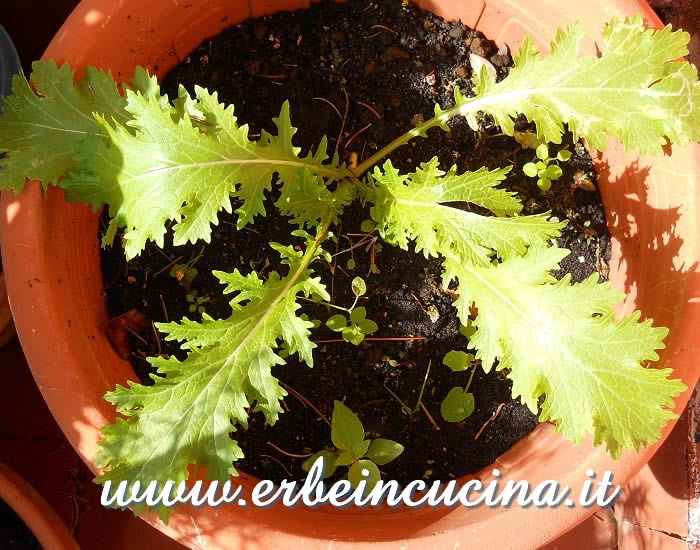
[0, 0, 697, 548]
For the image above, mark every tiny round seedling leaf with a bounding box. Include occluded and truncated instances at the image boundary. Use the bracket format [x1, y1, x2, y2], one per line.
[440, 387, 476, 423]
[334, 450, 357, 467]
[348, 460, 381, 492]
[301, 450, 337, 479]
[443, 350, 473, 372]
[557, 149, 572, 162]
[536, 143, 549, 160]
[352, 438, 371, 460]
[347, 258, 356, 270]
[545, 164, 563, 180]
[523, 162, 538, 177]
[343, 326, 365, 345]
[327, 314, 347, 332]
[459, 321, 477, 340]
[351, 276, 367, 297]
[537, 177, 552, 191]
[360, 219, 376, 233]
[331, 401, 366, 452]
[367, 438, 404, 465]
[358, 319, 378, 335]
[350, 306, 367, 323]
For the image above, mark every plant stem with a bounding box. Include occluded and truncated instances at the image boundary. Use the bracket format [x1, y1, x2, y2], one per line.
[464, 362, 478, 393]
[351, 92, 501, 176]
[411, 359, 432, 415]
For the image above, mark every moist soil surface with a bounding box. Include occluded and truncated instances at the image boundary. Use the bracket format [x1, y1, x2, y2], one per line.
[101, 0, 611, 485]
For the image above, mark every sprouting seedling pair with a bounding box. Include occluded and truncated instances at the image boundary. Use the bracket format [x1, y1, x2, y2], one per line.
[326, 276, 379, 344]
[440, 350, 478, 423]
[523, 143, 571, 191]
[302, 401, 404, 491]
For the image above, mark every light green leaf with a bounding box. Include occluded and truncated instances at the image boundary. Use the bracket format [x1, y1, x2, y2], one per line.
[358, 319, 378, 335]
[95, 236, 329, 500]
[557, 149, 572, 162]
[367, 438, 404, 465]
[546, 165, 563, 180]
[440, 387, 475, 423]
[0, 61, 130, 192]
[538, 178, 552, 191]
[523, 162, 538, 177]
[327, 314, 347, 332]
[302, 450, 337, 478]
[350, 306, 366, 323]
[360, 219, 376, 233]
[369, 158, 564, 266]
[443, 244, 686, 457]
[331, 401, 366, 452]
[334, 450, 356, 466]
[462, 17, 700, 153]
[67, 86, 348, 258]
[343, 326, 365, 345]
[536, 143, 550, 160]
[348, 460, 381, 492]
[443, 350, 474, 372]
[351, 276, 367, 297]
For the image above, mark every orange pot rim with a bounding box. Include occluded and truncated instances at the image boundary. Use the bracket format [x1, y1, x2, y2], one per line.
[0, 462, 79, 550]
[1, 0, 699, 549]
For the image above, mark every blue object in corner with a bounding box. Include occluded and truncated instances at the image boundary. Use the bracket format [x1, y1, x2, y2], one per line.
[0, 24, 21, 113]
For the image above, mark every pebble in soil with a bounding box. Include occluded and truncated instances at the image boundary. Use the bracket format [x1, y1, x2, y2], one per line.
[101, 0, 610, 485]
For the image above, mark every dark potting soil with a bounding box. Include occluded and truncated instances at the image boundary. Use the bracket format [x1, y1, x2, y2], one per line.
[0, 498, 42, 549]
[100, 0, 611, 485]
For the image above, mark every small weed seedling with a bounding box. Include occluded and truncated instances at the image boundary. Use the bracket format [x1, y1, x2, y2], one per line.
[384, 359, 432, 417]
[185, 290, 210, 315]
[326, 277, 378, 345]
[0, 16, 693, 518]
[302, 401, 404, 490]
[440, 351, 478, 423]
[523, 143, 571, 191]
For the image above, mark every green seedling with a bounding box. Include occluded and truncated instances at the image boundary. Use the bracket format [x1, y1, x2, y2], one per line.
[302, 400, 404, 491]
[186, 290, 210, 314]
[440, 350, 478, 423]
[523, 143, 571, 191]
[169, 246, 205, 290]
[326, 277, 378, 345]
[383, 359, 431, 417]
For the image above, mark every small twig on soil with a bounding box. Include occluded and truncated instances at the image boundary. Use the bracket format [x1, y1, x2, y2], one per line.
[267, 441, 313, 459]
[312, 96, 343, 120]
[281, 399, 289, 412]
[474, 403, 505, 440]
[409, 292, 428, 315]
[153, 255, 184, 278]
[124, 325, 149, 346]
[372, 24, 398, 35]
[151, 322, 162, 355]
[260, 454, 293, 477]
[313, 336, 426, 344]
[336, 88, 350, 153]
[257, 73, 287, 80]
[279, 381, 332, 428]
[344, 123, 372, 150]
[159, 294, 169, 322]
[357, 101, 382, 120]
[420, 402, 440, 431]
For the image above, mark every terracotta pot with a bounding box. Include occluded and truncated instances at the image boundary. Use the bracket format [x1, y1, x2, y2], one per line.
[0, 274, 14, 347]
[0, 0, 698, 548]
[0, 461, 79, 549]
